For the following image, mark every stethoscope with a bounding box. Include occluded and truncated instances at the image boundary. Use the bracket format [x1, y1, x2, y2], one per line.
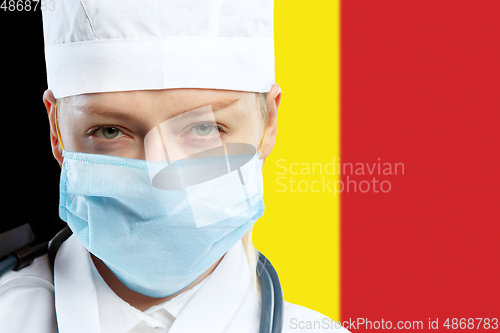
[0, 223, 284, 333]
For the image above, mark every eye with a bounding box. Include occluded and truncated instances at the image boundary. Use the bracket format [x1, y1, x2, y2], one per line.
[92, 126, 124, 139]
[190, 123, 218, 136]
[102, 127, 120, 139]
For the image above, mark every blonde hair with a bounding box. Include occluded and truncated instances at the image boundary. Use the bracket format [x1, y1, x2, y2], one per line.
[242, 92, 269, 293]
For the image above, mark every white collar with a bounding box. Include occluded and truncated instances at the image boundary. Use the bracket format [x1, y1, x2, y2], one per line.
[91, 258, 207, 332]
[54, 234, 251, 333]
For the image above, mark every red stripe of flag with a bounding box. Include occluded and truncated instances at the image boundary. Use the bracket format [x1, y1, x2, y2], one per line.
[341, 0, 500, 330]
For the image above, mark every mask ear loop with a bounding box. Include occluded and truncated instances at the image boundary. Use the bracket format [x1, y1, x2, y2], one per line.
[54, 100, 65, 152]
[257, 125, 267, 172]
[258, 125, 267, 159]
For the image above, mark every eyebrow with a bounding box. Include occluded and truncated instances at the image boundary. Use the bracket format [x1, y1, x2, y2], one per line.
[76, 98, 240, 121]
[181, 98, 240, 114]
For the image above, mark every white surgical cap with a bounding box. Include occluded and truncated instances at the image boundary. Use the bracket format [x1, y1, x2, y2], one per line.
[42, 0, 275, 98]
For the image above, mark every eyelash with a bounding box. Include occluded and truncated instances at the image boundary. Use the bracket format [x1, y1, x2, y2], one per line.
[187, 122, 228, 135]
[86, 125, 124, 137]
[215, 123, 228, 134]
[86, 123, 228, 141]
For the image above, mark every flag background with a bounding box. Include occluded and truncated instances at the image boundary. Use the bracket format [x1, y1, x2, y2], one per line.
[255, 0, 342, 321]
[1, 0, 499, 330]
[258, 0, 500, 330]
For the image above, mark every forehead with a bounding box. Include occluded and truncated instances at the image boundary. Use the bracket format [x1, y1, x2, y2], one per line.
[63, 89, 257, 116]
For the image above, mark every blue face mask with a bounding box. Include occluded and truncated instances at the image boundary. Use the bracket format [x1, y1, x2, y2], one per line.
[59, 150, 264, 297]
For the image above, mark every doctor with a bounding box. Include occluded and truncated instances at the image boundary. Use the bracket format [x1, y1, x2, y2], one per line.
[0, 0, 349, 332]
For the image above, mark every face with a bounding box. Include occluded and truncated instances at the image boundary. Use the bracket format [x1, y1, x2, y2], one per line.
[46, 88, 280, 163]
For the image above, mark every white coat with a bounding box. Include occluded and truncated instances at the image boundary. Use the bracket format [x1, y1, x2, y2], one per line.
[0, 235, 349, 333]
